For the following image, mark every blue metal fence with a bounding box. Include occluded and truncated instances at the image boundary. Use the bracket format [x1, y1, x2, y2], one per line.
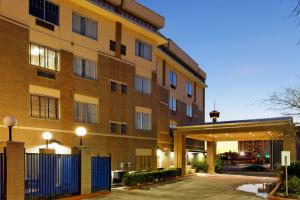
[25, 153, 80, 199]
[91, 156, 111, 193]
[0, 153, 5, 200]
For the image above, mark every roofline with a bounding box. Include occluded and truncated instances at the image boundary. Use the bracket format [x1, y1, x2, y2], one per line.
[176, 117, 294, 130]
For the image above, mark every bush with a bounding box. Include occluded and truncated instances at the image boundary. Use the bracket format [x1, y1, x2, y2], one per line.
[281, 162, 300, 180]
[122, 168, 180, 186]
[193, 160, 208, 172]
[215, 156, 223, 173]
[288, 176, 300, 195]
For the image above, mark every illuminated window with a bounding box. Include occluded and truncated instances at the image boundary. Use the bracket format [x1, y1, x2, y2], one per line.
[30, 43, 60, 71]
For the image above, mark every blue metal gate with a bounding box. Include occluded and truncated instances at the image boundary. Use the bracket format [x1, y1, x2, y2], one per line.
[0, 152, 6, 200]
[25, 153, 80, 199]
[91, 156, 111, 193]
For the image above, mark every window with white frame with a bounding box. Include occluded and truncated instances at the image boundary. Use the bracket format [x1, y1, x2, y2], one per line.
[72, 12, 98, 40]
[169, 70, 177, 88]
[73, 57, 97, 80]
[135, 40, 152, 61]
[135, 112, 151, 131]
[135, 75, 151, 94]
[75, 102, 98, 123]
[186, 82, 193, 97]
[186, 105, 193, 117]
[30, 43, 60, 71]
[169, 97, 177, 111]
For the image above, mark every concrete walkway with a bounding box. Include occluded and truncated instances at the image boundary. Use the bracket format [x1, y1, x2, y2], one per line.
[89, 174, 278, 200]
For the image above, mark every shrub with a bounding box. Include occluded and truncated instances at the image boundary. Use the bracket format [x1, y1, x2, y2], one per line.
[193, 160, 208, 172]
[288, 176, 300, 195]
[122, 168, 180, 186]
[215, 156, 223, 173]
[281, 162, 300, 180]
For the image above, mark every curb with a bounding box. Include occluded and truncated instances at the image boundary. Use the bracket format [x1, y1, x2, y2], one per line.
[59, 191, 111, 200]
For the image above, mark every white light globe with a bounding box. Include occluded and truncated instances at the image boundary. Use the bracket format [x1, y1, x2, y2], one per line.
[75, 127, 87, 137]
[42, 131, 53, 140]
[3, 116, 17, 127]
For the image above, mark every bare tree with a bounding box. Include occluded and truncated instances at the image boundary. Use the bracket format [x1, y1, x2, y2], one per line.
[264, 86, 300, 116]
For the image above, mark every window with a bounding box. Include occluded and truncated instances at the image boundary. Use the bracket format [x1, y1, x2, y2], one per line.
[110, 40, 116, 51]
[135, 112, 151, 130]
[30, 94, 59, 119]
[75, 102, 98, 123]
[135, 40, 152, 61]
[169, 70, 177, 88]
[135, 75, 151, 94]
[121, 124, 127, 134]
[111, 81, 117, 92]
[121, 45, 127, 56]
[29, 0, 59, 25]
[110, 40, 126, 56]
[72, 12, 98, 40]
[121, 84, 127, 94]
[110, 123, 117, 133]
[30, 43, 60, 71]
[169, 97, 177, 112]
[186, 82, 193, 97]
[186, 105, 193, 117]
[73, 57, 97, 80]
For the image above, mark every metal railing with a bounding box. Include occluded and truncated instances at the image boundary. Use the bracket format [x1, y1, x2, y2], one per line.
[25, 153, 80, 199]
[0, 152, 6, 200]
[91, 156, 111, 193]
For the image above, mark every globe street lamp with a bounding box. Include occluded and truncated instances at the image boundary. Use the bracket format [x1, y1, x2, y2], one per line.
[42, 131, 53, 148]
[75, 127, 87, 146]
[3, 116, 17, 142]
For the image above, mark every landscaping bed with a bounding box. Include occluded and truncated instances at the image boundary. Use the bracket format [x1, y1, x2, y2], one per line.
[268, 162, 300, 200]
[122, 168, 181, 187]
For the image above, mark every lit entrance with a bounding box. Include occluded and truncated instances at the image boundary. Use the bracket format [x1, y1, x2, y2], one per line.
[174, 117, 298, 174]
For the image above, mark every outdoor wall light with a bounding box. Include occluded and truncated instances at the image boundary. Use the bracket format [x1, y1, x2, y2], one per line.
[3, 115, 17, 142]
[75, 126, 87, 146]
[42, 131, 53, 148]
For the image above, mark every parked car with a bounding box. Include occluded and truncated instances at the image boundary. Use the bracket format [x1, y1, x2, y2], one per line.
[242, 164, 265, 172]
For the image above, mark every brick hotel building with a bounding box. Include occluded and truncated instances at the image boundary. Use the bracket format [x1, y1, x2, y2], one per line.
[0, 0, 206, 171]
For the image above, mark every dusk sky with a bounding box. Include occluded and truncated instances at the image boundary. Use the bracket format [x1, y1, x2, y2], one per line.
[138, 0, 300, 122]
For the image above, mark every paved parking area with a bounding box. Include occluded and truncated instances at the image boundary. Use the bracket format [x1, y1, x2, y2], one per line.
[90, 174, 278, 200]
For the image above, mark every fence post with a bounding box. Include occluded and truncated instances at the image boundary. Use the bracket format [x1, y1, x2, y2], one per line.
[6, 141, 25, 200]
[72, 147, 91, 195]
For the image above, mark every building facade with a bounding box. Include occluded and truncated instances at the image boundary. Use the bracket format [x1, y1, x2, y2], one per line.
[0, 0, 206, 171]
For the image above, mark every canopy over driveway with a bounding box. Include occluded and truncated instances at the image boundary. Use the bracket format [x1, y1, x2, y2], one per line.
[173, 117, 297, 174]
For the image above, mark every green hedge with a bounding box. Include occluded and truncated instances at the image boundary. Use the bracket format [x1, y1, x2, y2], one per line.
[122, 168, 180, 186]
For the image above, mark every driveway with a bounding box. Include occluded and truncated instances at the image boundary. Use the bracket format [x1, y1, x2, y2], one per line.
[89, 174, 278, 200]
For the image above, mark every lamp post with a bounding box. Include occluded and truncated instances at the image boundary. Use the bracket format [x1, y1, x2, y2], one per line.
[42, 131, 53, 148]
[75, 127, 87, 146]
[3, 116, 17, 142]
